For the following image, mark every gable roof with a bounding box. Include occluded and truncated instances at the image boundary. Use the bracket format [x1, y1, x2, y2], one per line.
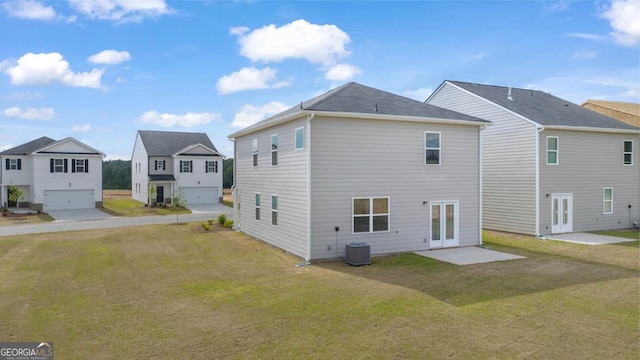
[444, 81, 638, 131]
[581, 99, 640, 127]
[0, 136, 56, 155]
[138, 130, 220, 156]
[229, 82, 488, 138]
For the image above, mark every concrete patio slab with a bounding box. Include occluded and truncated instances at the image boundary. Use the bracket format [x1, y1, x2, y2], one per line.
[546, 232, 637, 245]
[415, 246, 525, 265]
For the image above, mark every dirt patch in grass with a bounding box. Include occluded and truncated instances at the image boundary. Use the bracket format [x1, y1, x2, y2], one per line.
[0, 226, 637, 359]
[0, 212, 53, 226]
[103, 189, 131, 200]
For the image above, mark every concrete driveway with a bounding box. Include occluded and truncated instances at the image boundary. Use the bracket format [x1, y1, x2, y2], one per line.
[47, 209, 113, 222]
[186, 203, 230, 214]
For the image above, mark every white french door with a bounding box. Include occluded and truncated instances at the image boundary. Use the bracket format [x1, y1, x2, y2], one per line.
[551, 193, 573, 234]
[430, 201, 459, 248]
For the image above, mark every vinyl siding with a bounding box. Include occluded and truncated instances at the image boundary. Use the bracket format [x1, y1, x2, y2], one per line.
[234, 117, 309, 259]
[428, 83, 538, 235]
[131, 134, 149, 204]
[539, 129, 640, 233]
[309, 116, 481, 259]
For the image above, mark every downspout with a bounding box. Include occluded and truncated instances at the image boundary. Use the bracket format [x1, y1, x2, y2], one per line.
[231, 138, 239, 230]
[535, 126, 545, 238]
[296, 112, 314, 267]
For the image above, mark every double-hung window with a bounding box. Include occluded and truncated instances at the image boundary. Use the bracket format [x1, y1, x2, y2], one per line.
[180, 160, 193, 173]
[295, 127, 304, 150]
[5, 158, 21, 170]
[252, 139, 258, 167]
[547, 136, 558, 165]
[271, 134, 278, 166]
[623, 140, 633, 165]
[603, 187, 613, 214]
[51, 158, 67, 173]
[353, 197, 390, 233]
[255, 193, 260, 221]
[425, 132, 441, 165]
[155, 160, 166, 171]
[72, 159, 88, 173]
[271, 195, 278, 226]
[206, 161, 218, 173]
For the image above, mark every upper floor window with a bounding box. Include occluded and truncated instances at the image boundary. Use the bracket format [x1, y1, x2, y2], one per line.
[295, 127, 304, 150]
[50, 158, 67, 173]
[155, 160, 166, 171]
[425, 132, 441, 165]
[72, 159, 89, 173]
[252, 139, 258, 167]
[353, 197, 390, 233]
[5, 158, 21, 170]
[180, 160, 193, 173]
[271, 134, 278, 166]
[603, 187, 613, 214]
[547, 136, 558, 165]
[623, 140, 633, 165]
[206, 161, 218, 173]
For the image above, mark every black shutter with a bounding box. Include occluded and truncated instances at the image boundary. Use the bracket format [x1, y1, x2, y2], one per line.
[5, 159, 9, 170]
[64, 159, 68, 173]
[50, 159, 54, 173]
[162, 160, 166, 170]
[179, 161, 183, 173]
[154, 160, 157, 170]
[17, 159, 21, 170]
[190, 161, 193, 173]
[72, 159, 76, 173]
[85, 159, 89, 173]
[205, 161, 209, 173]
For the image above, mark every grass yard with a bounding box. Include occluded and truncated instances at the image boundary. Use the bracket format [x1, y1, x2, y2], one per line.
[0, 212, 54, 226]
[0, 227, 637, 359]
[102, 190, 191, 217]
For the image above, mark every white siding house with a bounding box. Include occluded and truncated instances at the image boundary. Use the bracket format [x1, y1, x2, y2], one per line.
[131, 131, 225, 205]
[427, 81, 640, 236]
[229, 82, 489, 262]
[0, 136, 105, 211]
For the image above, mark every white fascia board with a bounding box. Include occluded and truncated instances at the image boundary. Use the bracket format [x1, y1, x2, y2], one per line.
[172, 143, 227, 158]
[227, 111, 306, 140]
[324, 111, 490, 127]
[35, 137, 106, 157]
[542, 125, 640, 135]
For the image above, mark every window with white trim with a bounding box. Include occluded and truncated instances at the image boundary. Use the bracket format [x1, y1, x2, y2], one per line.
[51, 158, 66, 173]
[353, 197, 390, 233]
[603, 187, 613, 214]
[547, 136, 558, 165]
[180, 160, 193, 173]
[255, 193, 260, 221]
[155, 160, 165, 171]
[72, 159, 88, 173]
[271, 195, 278, 226]
[252, 139, 258, 167]
[623, 140, 633, 165]
[425, 132, 441, 165]
[295, 127, 304, 150]
[5, 158, 21, 170]
[271, 134, 278, 166]
[206, 161, 218, 173]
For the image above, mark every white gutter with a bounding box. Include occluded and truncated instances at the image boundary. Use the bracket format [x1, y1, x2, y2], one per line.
[478, 124, 488, 245]
[542, 125, 639, 134]
[535, 126, 545, 237]
[297, 112, 314, 267]
[231, 138, 238, 231]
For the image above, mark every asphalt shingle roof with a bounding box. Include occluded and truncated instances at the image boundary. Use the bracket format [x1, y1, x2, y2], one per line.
[449, 81, 639, 130]
[138, 131, 218, 156]
[0, 136, 56, 155]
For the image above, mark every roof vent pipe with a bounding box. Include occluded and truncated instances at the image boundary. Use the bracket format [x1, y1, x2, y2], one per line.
[374, 103, 378, 112]
[507, 87, 513, 101]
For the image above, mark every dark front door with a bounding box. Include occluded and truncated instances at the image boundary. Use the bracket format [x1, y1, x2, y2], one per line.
[156, 186, 164, 203]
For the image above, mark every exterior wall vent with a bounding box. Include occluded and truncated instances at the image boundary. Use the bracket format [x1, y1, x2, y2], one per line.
[345, 242, 371, 266]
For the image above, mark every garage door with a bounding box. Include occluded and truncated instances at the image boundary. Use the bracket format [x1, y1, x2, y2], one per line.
[44, 190, 95, 210]
[180, 187, 218, 205]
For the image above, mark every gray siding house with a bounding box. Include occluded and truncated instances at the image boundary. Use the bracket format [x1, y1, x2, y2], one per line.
[427, 81, 640, 236]
[228, 82, 489, 262]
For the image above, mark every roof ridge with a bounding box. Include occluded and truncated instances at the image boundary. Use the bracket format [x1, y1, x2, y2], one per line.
[304, 82, 356, 110]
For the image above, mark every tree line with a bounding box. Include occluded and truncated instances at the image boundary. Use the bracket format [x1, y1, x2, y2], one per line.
[102, 159, 234, 189]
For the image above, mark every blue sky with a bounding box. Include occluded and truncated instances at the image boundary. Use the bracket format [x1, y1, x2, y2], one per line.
[1, 0, 638, 159]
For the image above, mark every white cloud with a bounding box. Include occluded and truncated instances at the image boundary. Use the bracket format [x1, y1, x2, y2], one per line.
[233, 19, 351, 66]
[68, 0, 172, 23]
[4, 91, 44, 100]
[217, 67, 291, 95]
[2, 106, 55, 120]
[88, 50, 131, 65]
[601, 0, 640, 47]
[403, 87, 434, 101]
[325, 63, 362, 81]
[231, 102, 290, 128]
[139, 111, 221, 127]
[566, 33, 607, 41]
[72, 123, 91, 132]
[2, 0, 56, 20]
[572, 50, 597, 59]
[3, 52, 104, 88]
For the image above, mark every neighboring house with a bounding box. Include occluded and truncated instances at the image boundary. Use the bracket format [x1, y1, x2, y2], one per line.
[0, 136, 105, 211]
[228, 82, 489, 262]
[131, 130, 225, 206]
[427, 81, 640, 236]
[581, 99, 639, 128]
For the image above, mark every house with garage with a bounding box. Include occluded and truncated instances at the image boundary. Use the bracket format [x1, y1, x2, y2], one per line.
[131, 130, 225, 206]
[426, 80, 640, 236]
[0, 136, 105, 211]
[228, 82, 489, 262]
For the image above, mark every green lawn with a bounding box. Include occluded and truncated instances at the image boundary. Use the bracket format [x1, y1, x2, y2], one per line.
[0, 227, 637, 359]
[102, 198, 191, 217]
[590, 228, 640, 241]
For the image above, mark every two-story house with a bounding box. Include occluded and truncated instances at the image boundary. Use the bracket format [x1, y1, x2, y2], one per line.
[228, 82, 489, 262]
[131, 130, 225, 206]
[0, 136, 105, 211]
[427, 80, 640, 236]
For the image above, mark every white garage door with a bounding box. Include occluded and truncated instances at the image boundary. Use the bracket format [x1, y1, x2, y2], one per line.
[180, 187, 218, 205]
[44, 190, 95, 210]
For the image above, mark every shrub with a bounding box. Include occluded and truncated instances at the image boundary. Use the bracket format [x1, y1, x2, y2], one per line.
[223, 219, 233, 229]
[201, 222, 211, 231]
[217, 214, 227, 225]
[207, 219, 214, 225]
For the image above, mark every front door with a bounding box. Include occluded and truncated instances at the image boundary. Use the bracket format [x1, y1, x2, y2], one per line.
[430, 201, 459, 248]
[551, 193, 573, 234]
[156, 186, 164, 204]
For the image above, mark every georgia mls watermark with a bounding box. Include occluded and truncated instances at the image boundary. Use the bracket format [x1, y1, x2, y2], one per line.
[0, 342, 53, 360]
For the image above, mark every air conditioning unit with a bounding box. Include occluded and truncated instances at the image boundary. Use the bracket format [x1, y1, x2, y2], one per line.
[345, 242, 371, 266]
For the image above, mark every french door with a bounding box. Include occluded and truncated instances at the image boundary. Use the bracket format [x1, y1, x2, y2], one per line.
[430, 201, 459, 248]
[551, 193, 573, 234]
